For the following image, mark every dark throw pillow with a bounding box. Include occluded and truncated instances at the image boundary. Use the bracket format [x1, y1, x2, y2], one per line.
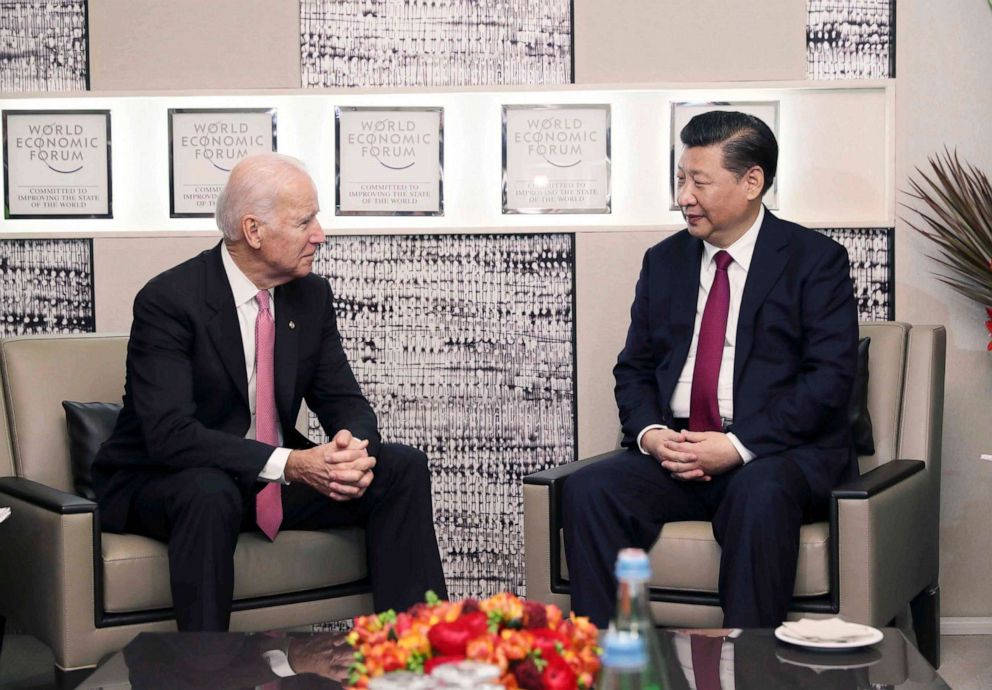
[849, 337, 875, 456]
[62, 400, 122, 501]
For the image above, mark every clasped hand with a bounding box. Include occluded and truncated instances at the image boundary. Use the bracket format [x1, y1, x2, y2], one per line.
[641, 428, 742, 481]
[285, 429, 375, 501]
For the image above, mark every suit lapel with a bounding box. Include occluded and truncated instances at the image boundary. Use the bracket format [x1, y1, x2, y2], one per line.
[204, 245, 250, 408]
[733, 211, 790, 392]
[659, 235, 704, 405]
[273, 282, 299, 429]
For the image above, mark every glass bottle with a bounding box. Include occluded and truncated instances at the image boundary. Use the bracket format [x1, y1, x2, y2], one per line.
[610, 548, 668, 690]
[598, 630, 652, 690]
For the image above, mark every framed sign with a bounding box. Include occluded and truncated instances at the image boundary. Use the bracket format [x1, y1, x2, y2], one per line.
[3, 110, 112, 219]
[670, 101, 780, 210]
[168, 108, 277, 218]
[335, 107, 443, 216]
[502, 104, 611, 214]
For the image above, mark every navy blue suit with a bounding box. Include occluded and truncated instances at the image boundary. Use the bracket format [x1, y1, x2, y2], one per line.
[563, 211, 859, 627]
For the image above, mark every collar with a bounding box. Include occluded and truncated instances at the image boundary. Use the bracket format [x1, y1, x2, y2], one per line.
[702, 204, 764, 271]
[221, 242, 270, 307]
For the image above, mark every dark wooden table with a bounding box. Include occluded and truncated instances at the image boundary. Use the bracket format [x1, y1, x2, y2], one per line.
[75, 627, 951, 689]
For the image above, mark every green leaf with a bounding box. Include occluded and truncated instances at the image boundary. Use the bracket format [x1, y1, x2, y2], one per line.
[425, 590, 440, 605]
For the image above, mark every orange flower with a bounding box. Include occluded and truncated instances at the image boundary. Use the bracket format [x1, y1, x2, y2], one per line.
[346, 592, 600, 690]
[499, 629, 534, 661]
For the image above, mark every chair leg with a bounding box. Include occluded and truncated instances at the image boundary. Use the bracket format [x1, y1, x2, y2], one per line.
[910, 585, 940, 669]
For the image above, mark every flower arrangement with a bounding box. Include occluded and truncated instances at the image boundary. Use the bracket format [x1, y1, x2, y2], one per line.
[346, 592, 601, 689]
[903, 149, 992, 351]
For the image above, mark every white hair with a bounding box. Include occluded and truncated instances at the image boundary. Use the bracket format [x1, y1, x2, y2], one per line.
[215, 153, 314, 242]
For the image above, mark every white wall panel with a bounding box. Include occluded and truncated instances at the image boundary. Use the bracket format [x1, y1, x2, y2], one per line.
[0, 82, 894, 235]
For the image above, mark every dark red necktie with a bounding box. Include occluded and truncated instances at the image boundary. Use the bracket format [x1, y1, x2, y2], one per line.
[690, 635, 724, 690]
[689, 250, 733, 432]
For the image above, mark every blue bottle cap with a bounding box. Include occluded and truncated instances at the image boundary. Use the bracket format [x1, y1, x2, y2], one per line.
[601, 631, 647, 669]
[615, 548, 651, 581]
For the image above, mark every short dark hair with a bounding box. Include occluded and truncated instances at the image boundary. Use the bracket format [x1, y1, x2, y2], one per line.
[680, 111, 778, 194]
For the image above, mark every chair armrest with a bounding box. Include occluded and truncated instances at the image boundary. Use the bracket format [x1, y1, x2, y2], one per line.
[832, 460, 935, 626]
[0, 476, 97, 515]
[831, 459, 924, 499]
[523, 449, 620, 486]
[0, 476, 100, 656]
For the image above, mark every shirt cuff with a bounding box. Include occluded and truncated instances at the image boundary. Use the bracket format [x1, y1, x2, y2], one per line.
[258, 447, 292, 484]
[726, 433, 755, 464]
[262, 648, 296, 677]
[636, 424, 668, 455]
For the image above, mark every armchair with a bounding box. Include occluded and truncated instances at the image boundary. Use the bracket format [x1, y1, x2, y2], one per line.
[0, 333, 373, 679]
[524, 322, 945, 667]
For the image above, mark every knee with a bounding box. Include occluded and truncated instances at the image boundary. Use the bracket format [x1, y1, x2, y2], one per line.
[380, 443, 431, 488]
[172, 468, 243, 522]
[563, 465, 608, 519]
[726, 464, 805, 521]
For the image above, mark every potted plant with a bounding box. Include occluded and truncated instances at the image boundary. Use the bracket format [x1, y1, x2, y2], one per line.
[903, 149, 992, 350]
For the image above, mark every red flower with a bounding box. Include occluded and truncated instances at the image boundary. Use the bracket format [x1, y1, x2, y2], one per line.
[542, 655, 578, 690]
[428, 620, 474, 656]
[512, 657, 544, 690]
[522, 600, 548, 630]
[423, 655, 464, 674]
[462, 611, 490, 637]
[461, 598, 482, 614]
[530, 628, 567, 661]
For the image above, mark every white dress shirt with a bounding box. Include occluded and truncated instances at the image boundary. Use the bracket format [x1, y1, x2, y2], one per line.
[220, 243, 291, 483]
[637, 206, 765, 464]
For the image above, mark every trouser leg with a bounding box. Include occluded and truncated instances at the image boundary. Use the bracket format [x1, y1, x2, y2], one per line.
[562, 449, 710, 628]
[282, 442, 447, 611]
[126, 468, 244, 631]
[712, 456, 813, 627]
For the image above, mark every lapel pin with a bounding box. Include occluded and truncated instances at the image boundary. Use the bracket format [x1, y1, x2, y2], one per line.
[288, 321, 296, 329]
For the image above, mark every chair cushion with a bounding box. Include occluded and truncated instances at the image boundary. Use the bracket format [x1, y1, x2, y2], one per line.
[850, 337, 875, 456]
[650, 521, 831, 597]
[560, 521, 831, 597]
[61, 401, 122, 501]
[102, 528, 367, 613]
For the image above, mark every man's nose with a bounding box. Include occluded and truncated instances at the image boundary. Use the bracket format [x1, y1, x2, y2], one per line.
[311, 224, 326, 244]
[677, 186, 695, 208]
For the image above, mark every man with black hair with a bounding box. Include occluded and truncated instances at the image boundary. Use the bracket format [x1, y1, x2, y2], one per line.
[563, 111, 859, 628]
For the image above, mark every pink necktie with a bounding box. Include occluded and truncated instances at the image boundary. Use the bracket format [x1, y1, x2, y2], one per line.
[254, 290, 282, 541]
[689, 251, 733, 432]
[690, 635, 724, 690]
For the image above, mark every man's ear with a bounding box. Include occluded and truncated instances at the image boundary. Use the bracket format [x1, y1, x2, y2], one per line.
[242, 215, 263, 249]
[743, 166, 765, 201]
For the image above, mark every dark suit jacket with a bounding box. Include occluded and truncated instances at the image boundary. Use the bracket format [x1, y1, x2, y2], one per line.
[613, 211, 859, 500]
[93, 242, 380, 532]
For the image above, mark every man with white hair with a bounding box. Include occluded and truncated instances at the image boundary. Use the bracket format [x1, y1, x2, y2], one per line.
[93, 153, 447, 631]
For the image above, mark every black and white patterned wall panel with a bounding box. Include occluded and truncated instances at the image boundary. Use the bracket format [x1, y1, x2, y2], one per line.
[0, 239, 94, 336]
[818, 227, 894, 321]
[310, 233, 575, 599]
[300, 0, 572, 87]
[0, 0, 89, 92]
[807, 0, 895, 79]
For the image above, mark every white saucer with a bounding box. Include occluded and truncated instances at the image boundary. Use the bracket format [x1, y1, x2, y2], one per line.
[774, 624, 883, 651]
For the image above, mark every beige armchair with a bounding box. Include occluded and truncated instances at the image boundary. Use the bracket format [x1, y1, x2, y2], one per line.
[0, 333, 373, 680]
[524, 322, 945, 667]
